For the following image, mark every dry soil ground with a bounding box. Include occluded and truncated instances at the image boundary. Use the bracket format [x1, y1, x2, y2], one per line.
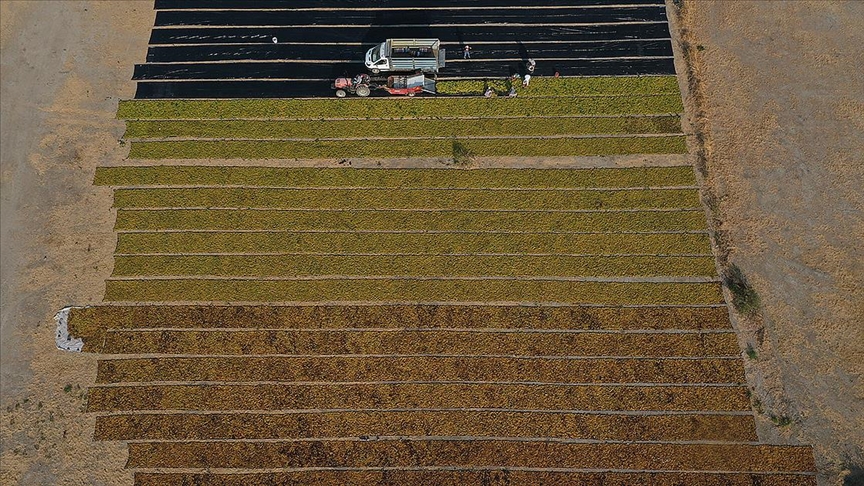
[673, 1, 864, 484]
[1, 2, 152, 484]
[0, 1, 861, 485]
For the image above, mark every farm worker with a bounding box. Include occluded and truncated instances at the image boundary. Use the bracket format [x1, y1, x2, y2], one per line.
[522, 74, 531, 88]
[508, 86, 517, 98]
[526, 58, 536, 73]
[463, 45, 472, 59]
[484, 87, 495, 98]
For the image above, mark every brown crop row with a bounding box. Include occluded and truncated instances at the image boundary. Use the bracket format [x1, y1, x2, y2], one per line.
[95, 411, 755, 442]
[134, 471, 815, 486]
[95, 356, 744, 385]
[87, 383, 751, 412]
[67, 305, 733, 346]
[124, 440, 815, 471]
[97, 329, 739, 357]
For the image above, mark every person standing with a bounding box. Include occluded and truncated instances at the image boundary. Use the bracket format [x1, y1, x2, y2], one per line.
[463, 45, 472, 59]
[522, 73, 531, 88]
[526, 58, 536, 74]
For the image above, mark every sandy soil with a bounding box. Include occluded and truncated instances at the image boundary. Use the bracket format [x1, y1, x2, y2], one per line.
[671, 1, 864, 484]
[0, 1, 153, 484]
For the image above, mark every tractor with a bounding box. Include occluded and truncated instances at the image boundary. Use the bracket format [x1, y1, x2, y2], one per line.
[332, 73, 372, 97]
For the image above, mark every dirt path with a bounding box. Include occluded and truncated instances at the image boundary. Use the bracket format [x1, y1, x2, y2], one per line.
[0, 2, 152, 484]
[674, 1, 864, 484]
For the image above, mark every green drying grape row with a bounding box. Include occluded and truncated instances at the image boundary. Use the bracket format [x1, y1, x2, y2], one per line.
[122, 116, 682, 140]
[104, 278, 724, 305]
[111, 187, 700, 210]
[117, 94, 684, 121]
[127, 136, 686, 159]
[94, 166, 697, 188]
[113, 209, 708, 232]
[114, 231, 711, 256]
[110, 254, 718, 278]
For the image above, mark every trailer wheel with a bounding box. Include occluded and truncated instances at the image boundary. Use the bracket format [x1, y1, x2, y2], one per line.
[356, 86, 371, 97]
[335, 89, 347, 98]
[371, 68, 380, 74]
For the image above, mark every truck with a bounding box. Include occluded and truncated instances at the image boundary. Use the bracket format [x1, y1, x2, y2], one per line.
[365, 38, 446, 74]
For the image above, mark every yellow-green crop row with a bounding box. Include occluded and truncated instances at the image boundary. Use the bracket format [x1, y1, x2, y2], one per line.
[111, 255, 717, 278]
[114, 209, 707, 232]
[127, 136, 686, 159]
[112, 188, 699, 210]
[116, 94, 684, 120]
[122, 116, 682, 140]
[438, 79, 513, 96]
[115, 232, 712, 256]
[436, 76, 680, 97]
[94, 166, 697, 188]
[104, 279, 724, 305]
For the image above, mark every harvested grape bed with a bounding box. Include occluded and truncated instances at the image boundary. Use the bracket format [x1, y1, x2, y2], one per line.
[96, 329, 739, 356]
[134, 471, 815, 486]
[87, 382, 752, 412]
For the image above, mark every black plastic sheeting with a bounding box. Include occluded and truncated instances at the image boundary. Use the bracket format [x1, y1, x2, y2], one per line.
[149, 23, 672, 45]
[147, 40, 673, 63]
[154, 7, 666, 27]
[135, 2, 678, 98]
[155, 0, 665, 10]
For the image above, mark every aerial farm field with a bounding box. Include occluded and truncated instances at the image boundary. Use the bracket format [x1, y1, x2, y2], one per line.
[1, 1, 861, 486]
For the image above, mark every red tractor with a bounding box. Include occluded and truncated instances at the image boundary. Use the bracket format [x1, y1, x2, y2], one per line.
[332, 73, 437, 98]
[332, 73, 372, 97]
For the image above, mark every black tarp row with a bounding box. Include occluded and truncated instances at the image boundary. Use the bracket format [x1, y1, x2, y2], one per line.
[147, 40, 673, 63]
[149, 23, 672, 45]
[133, 58, 674, 81]
[155, 0, 666, 10]
[153, 7, 667, 27]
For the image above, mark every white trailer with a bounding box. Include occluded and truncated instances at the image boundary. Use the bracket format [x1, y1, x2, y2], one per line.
[365, 38, 446, 74]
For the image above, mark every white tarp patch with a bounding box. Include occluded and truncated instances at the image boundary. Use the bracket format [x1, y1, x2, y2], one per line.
[55, 306, 84, 352]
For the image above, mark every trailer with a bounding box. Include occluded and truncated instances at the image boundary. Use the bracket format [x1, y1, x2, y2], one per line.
[331, 73, 436, 97]
[365, 38, 446, 74]
[381, 73, 437, 96]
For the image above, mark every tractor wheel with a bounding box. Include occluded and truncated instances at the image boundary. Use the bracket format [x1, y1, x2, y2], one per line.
[335, 89, 347, 98]
[356, 85, 371, 97]
[408, 92, 416, 97]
